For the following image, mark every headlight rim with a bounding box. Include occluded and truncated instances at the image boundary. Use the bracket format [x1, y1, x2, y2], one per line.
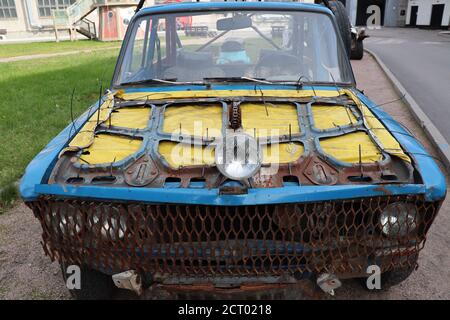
[215, 132, 262, 181]
[379, 202, 419, 238]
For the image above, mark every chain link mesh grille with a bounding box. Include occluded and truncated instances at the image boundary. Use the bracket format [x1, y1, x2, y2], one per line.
[29, 195, 440, 277]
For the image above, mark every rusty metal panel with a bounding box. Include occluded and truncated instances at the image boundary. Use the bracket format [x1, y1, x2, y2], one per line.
[29, 195, 440, 279]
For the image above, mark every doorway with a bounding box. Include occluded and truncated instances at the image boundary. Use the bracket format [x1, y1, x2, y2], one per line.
[430, 4, 445, 29]
[409, 5, 418, 26]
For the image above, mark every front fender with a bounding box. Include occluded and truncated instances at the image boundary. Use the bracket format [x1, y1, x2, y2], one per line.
[356, 90, 446, 201]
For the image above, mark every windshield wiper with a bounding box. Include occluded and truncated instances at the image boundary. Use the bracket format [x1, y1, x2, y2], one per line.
[203, 77, 273, 85]
[120, 78, 206, 86]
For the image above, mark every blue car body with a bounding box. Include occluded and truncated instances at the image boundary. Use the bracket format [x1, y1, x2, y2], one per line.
[19, 2, 447, 296]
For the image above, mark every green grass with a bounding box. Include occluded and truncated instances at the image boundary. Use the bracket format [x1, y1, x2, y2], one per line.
[0, 40, 121, 59]
[0, 48, 119, 207]
[0, 183, 18, 213]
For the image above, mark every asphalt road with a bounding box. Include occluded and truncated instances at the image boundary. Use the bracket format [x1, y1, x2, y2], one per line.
[364, 28, 450, 142]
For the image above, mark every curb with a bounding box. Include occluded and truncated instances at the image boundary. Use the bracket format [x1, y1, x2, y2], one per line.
[365, 48, 450, 172]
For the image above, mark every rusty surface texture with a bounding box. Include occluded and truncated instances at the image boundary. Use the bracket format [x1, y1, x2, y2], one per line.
[29, 195, 440, 282]
[145, 280, 323, 299]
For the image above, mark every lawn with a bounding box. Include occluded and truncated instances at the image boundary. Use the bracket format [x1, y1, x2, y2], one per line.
[0, 48, 120, 209]
[0, 40, 121, 59]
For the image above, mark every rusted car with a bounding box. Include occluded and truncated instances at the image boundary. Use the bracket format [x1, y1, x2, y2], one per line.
[20, 1, 446, 299]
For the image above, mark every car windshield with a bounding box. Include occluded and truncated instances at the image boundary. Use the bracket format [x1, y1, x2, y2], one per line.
[114, 9, 354, 86]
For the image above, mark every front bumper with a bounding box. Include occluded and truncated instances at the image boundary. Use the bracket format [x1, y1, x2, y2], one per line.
[144, 279, 323, 299]
[28, 194, 441, 284]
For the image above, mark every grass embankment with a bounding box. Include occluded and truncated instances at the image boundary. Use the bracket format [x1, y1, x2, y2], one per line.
[0, 48, 119, 211]
[0, 40, 121, 59]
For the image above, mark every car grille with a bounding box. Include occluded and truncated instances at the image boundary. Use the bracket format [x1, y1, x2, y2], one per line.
[28, 195, 440, 277]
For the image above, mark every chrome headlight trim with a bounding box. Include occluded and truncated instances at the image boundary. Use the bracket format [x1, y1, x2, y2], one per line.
[215, 132, 262, 180]
[380, 202, 419, 237]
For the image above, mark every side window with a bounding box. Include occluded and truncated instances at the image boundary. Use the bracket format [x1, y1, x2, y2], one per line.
[120, 16, 169, 83]
[128, 18, 150, 74]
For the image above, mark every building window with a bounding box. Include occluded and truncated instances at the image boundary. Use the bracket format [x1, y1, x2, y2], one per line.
[37, 0, 76, 18]
[0, 0, 17, 19]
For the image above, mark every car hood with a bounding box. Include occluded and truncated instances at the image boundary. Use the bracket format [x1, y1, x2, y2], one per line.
[19, 86, 446, 203]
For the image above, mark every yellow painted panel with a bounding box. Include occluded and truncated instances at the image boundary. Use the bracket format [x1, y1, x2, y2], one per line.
[68, 102, 112, 150]
[62, 94, 115, 155]
[241, 103, 300, 137]
[320, 132, 382, 163]
[110, 107, 151, 129]
[343, 89, 411, 162]
[262, 142, 304, 164]
[312, 105, 357, 130]
[159, 141, 303, 168]
[159, 141, 215, 169]
[79, 134, 142, 165]
[118, 89, 342, 101]
[362, 106, 410, 162]
[163, 104, 222, 137]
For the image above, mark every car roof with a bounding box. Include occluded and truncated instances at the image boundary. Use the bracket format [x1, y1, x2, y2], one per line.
[136, 1, 332, 18]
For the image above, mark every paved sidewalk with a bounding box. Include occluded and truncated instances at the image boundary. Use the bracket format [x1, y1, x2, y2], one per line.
[0, 46, 121, 63]
[365, 28, 450, 144]
[0, 53, 448, 300]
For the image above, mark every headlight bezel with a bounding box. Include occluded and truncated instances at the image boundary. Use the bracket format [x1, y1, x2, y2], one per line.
[379, 202, 419, 238]
[215, 132, 262, 181]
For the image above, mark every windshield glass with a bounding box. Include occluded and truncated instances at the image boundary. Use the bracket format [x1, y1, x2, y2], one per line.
[114, 10, 353, 86]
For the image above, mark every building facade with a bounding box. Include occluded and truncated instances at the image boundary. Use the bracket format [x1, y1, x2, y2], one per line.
[336, 0, 449, 28]
[0, 0, 84, 41]
[406, 0, 450, 28]
[0, 0, 145, 42]
[343, 0, 408, 27]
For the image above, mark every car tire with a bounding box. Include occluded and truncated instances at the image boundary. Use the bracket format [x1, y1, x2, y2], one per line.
[61, 263, 115, 300]
[351, 40, 364, 60]
[328, 1, 352, 57]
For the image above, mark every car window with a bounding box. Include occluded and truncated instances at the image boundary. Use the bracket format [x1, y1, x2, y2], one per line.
[115, 10, 353, 85]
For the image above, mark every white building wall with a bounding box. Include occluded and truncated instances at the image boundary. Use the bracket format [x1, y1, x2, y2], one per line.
[0, 0, 75, 42]
[0, 0, 139, 42]
[407, 0, 450, 26]
[385, 0, 408, 26]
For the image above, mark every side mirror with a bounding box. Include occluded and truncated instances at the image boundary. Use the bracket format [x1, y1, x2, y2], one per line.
[217, 15, 252, 31]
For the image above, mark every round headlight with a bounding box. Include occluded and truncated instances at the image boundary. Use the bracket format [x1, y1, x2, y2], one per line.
[91, 208, 127, 241]
[380, 203, 418, 237]
[215, 133, 262, 180]
[54, 206, 82, 237]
